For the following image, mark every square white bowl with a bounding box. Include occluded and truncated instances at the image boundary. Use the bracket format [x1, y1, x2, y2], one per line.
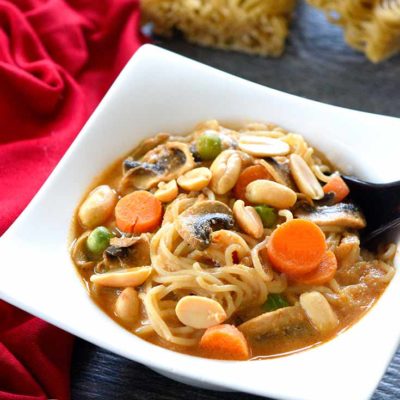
[0, 45, 399, 400]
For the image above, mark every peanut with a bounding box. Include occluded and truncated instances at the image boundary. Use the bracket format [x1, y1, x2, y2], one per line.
[115, 287, 140, 323]
[177, 167, 212, 192]
[210, 150, 242, 194]
[233, 200, 264, 239]
[154, 180, 178, 203]
[290, 154, 324, 200]
[238, 135, 290, 157]
[175, 296, 227, 329]
[246, 180, 297, 209]
[90, 266, 152, 287]
[299, 292, 338, 334]
[78, 185, 117, 229]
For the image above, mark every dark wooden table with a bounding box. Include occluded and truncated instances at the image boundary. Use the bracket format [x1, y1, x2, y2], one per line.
[71, 2, 400, 399]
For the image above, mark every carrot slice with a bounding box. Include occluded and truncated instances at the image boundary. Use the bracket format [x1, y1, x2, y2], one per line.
[199, 324, 250, 360]
[115, 190, 162, 233]
[233, 165, 272, 201]
[267, 219, 326, 276]
[323, 175, 350, 203]
[292, 250, 337, 286]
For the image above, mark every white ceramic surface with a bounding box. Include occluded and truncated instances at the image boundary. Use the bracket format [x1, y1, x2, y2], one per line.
[0, 45, 399, 400]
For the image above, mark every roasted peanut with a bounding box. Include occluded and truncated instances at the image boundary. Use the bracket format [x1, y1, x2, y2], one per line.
[175, 296, 227, 329]
[299, 292, 338, 334]
[290, 154, 324, 200]
[115, 287, 140, 323]
[245, 180, 297, 209]
[78, 185, 117, 229]
[154, 180, 178, 203]
[177, 167, 212, 191]
[238, 135, 290, 157]
[210, 150, 242, 194]
[233, 200, 264, 239]
[90, 266, 152, 287]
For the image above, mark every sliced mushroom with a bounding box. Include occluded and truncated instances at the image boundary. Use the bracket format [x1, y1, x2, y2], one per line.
[256, 158, 297, 190]
[129, 133, 169, 160]
[294, 203, 366, 229]
[90, 266, 152, 287]
[99, 234, 151, 271]
[314, 192, 336, 206]
[71, 231, 95, 269]
[119, 142, 195, 192]
[175, 201, 234, 250]
[299, 292, 339, 334]
[238, 305, 312, 339]
[334, 233, 361, 269]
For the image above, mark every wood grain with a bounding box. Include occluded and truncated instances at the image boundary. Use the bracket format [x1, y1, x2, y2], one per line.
[71, 2, 400, 399]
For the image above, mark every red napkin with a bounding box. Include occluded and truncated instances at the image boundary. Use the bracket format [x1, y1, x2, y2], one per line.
[0, 0, 145, 398]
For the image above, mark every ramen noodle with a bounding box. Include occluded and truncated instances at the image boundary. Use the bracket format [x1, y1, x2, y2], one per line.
[71, 120, 396, 360]
[308, 0, 400, 62]
[140, 0, 297, 56]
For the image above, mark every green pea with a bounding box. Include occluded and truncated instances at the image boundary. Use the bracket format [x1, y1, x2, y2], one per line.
[263, 294, 289, 312]
[255, 205, 277, 228]
[87, 227, 113, 255]
[196, 132, 222, 161]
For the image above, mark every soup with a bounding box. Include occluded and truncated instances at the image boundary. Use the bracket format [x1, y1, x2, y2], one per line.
[70, 120, 396, 360]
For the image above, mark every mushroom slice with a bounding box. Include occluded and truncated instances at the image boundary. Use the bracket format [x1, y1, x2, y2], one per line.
[175, 201, 234, 250]
[238, 305, 312, 338]
[130, 132, 169, 159]
[299, 292, 339, 334]
[102, 234, 151, 270]
[90, 266, 152, 287]
[294, 203, 366, 229]
[71, 231, 95, 269]
[256, 158, 297, 190]
[120, 142, 195, 192]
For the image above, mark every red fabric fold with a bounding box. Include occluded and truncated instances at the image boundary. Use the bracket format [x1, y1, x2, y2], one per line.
[0, 0, 145, 398]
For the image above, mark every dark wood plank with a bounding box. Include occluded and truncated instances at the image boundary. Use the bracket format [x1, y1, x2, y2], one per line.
[71, 2, 400, 399]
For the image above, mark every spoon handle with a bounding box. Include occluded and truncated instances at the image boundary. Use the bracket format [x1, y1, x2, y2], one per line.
[362, 217, 400, 247]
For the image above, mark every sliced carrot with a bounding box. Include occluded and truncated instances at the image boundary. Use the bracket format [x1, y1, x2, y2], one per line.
[233, 165, 272, 201]
[199, 324, 250, 360]
[323, 175, 350, 203]
[292, 250, 337, 286]
[267, 219, 326, 276]
[115, 190, 162, 233]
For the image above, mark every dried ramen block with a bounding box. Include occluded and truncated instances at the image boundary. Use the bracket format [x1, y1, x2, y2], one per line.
[308, 0, 400, 63]
[141, 0, 297, 57]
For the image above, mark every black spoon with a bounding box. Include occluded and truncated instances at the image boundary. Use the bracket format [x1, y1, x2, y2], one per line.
[342, 175, 400, 248]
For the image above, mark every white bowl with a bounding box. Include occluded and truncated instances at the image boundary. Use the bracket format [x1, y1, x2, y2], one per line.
[0, 45, 399, 400]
